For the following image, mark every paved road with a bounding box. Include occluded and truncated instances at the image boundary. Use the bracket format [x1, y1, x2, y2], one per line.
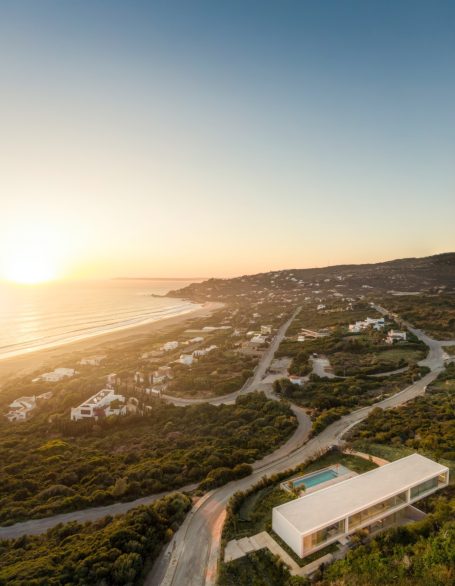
[0, 485, 202, 540]
[0, 308, 301, 540]
[147, 314, 452, 586]
[161, 307, 301, 406]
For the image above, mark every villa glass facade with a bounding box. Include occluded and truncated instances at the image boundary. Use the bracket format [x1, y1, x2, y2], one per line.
[303, 519, 345, 550]
[348, 490, 407, 530]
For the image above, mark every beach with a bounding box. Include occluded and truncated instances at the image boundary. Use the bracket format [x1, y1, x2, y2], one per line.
[0, 301, 223, 384]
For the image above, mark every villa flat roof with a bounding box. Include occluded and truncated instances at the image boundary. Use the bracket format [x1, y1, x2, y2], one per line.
[274, 454, 448, 536]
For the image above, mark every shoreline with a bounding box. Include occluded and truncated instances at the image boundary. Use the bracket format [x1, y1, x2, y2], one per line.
[0, 300, 199, 362]
[0, 301, 224, 384]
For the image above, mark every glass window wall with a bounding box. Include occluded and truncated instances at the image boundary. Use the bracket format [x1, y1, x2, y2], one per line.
[348, 491, 407, 530]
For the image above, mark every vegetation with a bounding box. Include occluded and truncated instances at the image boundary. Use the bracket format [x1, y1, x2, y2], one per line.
[315, 492, 455, 586]
[274, 366, 428, 434]
[348, 363, 455, 462]
[218, 549, 309, 586]
[165, 348, 256, 398]
[0, 492, 191, 585]
[379, 293, 455, 339]
[0, 393, 296, 525]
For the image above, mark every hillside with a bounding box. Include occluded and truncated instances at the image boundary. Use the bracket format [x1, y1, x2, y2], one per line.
[167, 253, 455, 302]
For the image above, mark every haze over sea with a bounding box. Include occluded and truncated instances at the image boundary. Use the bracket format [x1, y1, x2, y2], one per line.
[0, 279, 200, 360]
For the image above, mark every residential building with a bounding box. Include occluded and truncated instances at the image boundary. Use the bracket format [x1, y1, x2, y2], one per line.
[272, 454, 448, 559]
[386, 330, 407, 344]
[162, 341, 179, 351]
[33, 367, 77, 382]
[250, 334, 267, 346]
[179, 354, 194, 366]
[261, 325, 273, 335]
[106, 373, 119, 388]
[349, 317, 385, 333]
[6, 392, 53, 422]
[288, 375, 306, 386]
[6, 396, 36, 421]
[134, 372, 145, 384]
[152, 374, 167, 384]
[192, 345, 218, 357]
[155, 365, 173, 378]
[70, 389, 127, 421]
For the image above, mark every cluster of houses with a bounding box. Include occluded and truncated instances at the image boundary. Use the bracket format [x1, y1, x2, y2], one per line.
[241, 325, 273, 350]
[5, 392, 52, 422]
[347, 317, 407, 345]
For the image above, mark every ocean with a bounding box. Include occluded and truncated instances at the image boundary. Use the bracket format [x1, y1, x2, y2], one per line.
[0, 279, 200, 360]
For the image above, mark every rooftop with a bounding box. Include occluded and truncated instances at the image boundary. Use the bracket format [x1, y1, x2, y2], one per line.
[274, 454, 448, 535]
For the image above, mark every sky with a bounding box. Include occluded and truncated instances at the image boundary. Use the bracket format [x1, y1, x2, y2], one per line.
[0, 0, 454, 281]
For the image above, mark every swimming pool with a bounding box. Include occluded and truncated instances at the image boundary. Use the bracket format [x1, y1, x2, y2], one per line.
[292, 469, 338, 489]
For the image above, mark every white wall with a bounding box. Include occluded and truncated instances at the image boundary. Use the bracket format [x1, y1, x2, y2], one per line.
[272, 508, 303, 557]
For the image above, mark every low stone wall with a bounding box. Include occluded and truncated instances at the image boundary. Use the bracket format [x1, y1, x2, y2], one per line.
[343, 448, 389, 467]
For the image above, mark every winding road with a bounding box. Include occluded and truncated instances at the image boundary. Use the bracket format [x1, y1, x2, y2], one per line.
[1, 304, 452, 586]
[161, 306, 301, 406]
[146, 310, 452, 586]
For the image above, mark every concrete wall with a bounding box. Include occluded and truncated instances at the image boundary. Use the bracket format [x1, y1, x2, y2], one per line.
[272, 508, 303, 557]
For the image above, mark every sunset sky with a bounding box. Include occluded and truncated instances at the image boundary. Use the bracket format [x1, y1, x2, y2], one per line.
[1, 1, 454, 281]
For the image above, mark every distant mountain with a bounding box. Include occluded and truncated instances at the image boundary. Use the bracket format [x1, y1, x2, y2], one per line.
[167, 253, 455, 302]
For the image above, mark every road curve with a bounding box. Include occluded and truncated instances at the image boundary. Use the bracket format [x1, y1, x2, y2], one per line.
[161, 307, 301, 406]
[147, 316, 452, 586]
[0, 308, 301, 540]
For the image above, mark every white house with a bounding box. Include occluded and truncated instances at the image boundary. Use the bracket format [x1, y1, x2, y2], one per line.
[6, 392, 53, 422]
[79, 355, 106, 366]
[6, 396, 36, 422]
[349, 317, 385, 333]
[250, 335, 267, 347]
[297, 335, 306, 342]
[106, 373, 119, 388]
[192, 345, 218, 358]
[179, 354, 194, 366]
[386, 330, 407, 344]
[162, 341, 179, 351]
[33, 368, 77, 383]
[70, 389, 127, 421]
[273, 454, 448, 559]
[152, 374, 167, 384]
[261, 325, 273, 335]
[317, 304, 326, 311]
[134, 372, 145, 384]
[288, 375, 306, 386]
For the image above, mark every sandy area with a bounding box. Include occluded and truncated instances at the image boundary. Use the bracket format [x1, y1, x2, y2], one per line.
[0, 301, 224, 384]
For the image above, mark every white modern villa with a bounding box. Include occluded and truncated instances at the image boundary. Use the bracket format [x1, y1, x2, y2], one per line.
[272, 454, 449, 559]
[70, 389, 126, 421]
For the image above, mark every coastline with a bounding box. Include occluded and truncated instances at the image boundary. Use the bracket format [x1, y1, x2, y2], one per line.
[0, 301, 224, 383]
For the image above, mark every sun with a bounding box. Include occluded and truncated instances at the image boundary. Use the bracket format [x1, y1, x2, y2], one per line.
[3, 237, 59, 285]
[5, 253, 57, 284]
